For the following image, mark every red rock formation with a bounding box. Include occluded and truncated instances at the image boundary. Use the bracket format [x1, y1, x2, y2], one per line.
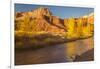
[15, 7, 66, 35]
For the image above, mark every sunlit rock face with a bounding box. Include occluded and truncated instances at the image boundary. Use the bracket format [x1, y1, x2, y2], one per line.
[15, 7, 66, 35]
[88, 13, 94, 33]
[15, 7, 52, 19]
[88, 13, 94, 24]
[31, 7, 52, 18]
[15, 7, 94, 38]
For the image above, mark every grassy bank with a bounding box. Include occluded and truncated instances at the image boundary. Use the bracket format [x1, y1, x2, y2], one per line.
[15, 31, 93, 50]
[15, 31, 67, 50]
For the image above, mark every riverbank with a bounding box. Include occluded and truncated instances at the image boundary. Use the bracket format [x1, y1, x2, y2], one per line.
[74, 48, 94, 61]
[15, 31, 93, 50]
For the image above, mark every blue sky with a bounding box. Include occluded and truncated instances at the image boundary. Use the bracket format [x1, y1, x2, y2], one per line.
[15, 3, 94, 19]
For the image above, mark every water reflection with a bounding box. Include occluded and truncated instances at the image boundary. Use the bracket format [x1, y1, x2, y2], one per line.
[15, 37, 94, 65]
[65, 37, 94, 61]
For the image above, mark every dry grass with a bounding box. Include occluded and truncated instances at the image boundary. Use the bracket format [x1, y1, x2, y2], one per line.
[15, 31, 67, 50]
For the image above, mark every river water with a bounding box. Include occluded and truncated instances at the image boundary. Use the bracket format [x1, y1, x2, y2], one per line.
[15, 37, 94, 65]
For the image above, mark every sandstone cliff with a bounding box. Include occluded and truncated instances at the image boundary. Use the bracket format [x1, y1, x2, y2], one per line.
[15, 7, 94, 38]
[15, 7, 66, 35]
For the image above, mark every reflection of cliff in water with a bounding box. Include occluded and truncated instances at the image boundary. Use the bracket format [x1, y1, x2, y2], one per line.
[15, 37, 94, 65]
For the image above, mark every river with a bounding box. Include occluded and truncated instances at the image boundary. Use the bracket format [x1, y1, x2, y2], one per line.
[15, 37, 94, 65]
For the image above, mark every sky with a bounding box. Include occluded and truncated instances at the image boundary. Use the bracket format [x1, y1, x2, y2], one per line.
[15, 3, 94, 19]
